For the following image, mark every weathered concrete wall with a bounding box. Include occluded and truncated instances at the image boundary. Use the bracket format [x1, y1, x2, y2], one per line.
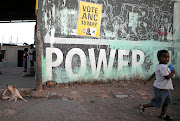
[1, 46, 30, 67]
[173, 1, 180, 77]
[37, 0, 180, 83]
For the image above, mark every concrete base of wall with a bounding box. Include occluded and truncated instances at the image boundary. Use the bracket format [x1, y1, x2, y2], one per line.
[0, 62, 17, 67]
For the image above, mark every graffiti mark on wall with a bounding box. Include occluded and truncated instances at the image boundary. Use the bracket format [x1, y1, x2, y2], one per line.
[101, 2, 173, 41]
[41, 0, 173, 41]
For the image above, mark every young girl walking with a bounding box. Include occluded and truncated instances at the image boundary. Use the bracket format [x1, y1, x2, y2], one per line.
[139, 50, 175, 120]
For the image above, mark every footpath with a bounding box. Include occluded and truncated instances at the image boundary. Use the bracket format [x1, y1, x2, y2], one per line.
[0, 67, 180, 121]
[1, 80, 180, 121]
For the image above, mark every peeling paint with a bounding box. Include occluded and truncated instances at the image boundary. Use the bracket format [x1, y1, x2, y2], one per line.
[38, 0, 180, 83]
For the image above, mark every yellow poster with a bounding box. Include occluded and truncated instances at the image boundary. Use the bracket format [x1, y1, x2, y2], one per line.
[77, 1, 102, 37]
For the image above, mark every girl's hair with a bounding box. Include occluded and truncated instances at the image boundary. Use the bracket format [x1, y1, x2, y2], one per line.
[24, 48, 28, 52]
[157, 50, 169, 59]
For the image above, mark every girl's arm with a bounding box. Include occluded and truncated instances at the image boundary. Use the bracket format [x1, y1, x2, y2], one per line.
[24, 52, 28, 57]
[144, 72, 155, 85]
[164, 68, 175, 79]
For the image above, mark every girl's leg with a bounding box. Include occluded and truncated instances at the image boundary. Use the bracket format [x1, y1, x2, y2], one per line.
[138, 103, 154, 115]
[24, 66, 27, 72]
[23, 60, 26, 72]
[158, 90, 173, 120]
[24, 60, 27, 72]
[25, 61, 27, 71]
[159, 104, 173, 120]
[160, 104, 168, 116]
[30, 61, 33, 67]
[143, 103, 154, 108]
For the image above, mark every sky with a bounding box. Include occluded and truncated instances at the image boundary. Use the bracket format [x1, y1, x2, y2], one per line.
[0, 22, 36, 45]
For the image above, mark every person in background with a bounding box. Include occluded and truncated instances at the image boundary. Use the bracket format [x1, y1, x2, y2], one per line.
[28, 44, 35, 68]
[23, 48, 28, 72]
[0, 53, 2, 74]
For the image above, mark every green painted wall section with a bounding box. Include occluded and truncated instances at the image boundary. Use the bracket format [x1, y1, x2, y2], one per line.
[41, 40, 180, 83]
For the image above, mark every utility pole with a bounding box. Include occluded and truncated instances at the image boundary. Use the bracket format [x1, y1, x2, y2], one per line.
[35, 0, 43, 91]
[35, 31, 43, 91]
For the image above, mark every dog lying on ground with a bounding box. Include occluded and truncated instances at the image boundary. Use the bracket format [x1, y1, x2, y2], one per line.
[1, 85, 27, 102]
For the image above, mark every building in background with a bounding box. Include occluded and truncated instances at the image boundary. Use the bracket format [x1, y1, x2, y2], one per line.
[0, 22, 35, 67]
[0, 45, 30, 67]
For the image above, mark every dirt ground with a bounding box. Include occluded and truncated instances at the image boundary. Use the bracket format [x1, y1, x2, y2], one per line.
[0, 79, 180, 121]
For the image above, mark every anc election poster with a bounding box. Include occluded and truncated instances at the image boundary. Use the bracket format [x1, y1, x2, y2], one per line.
[77, 1, 102, 37]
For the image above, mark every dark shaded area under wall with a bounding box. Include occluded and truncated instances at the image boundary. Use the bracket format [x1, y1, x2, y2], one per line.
[18, 50, 24, 67]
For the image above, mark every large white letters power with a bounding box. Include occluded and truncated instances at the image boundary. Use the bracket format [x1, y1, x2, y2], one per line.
[65, 48, 86, 80]
[46, 48, 145, 81]
[46, 48, 63, 81]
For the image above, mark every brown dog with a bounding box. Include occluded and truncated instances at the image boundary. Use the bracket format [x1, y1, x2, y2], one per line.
[2, 85, 27, 102]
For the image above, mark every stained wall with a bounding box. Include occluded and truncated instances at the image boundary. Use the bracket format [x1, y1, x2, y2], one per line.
[37, 0, 180, 83]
